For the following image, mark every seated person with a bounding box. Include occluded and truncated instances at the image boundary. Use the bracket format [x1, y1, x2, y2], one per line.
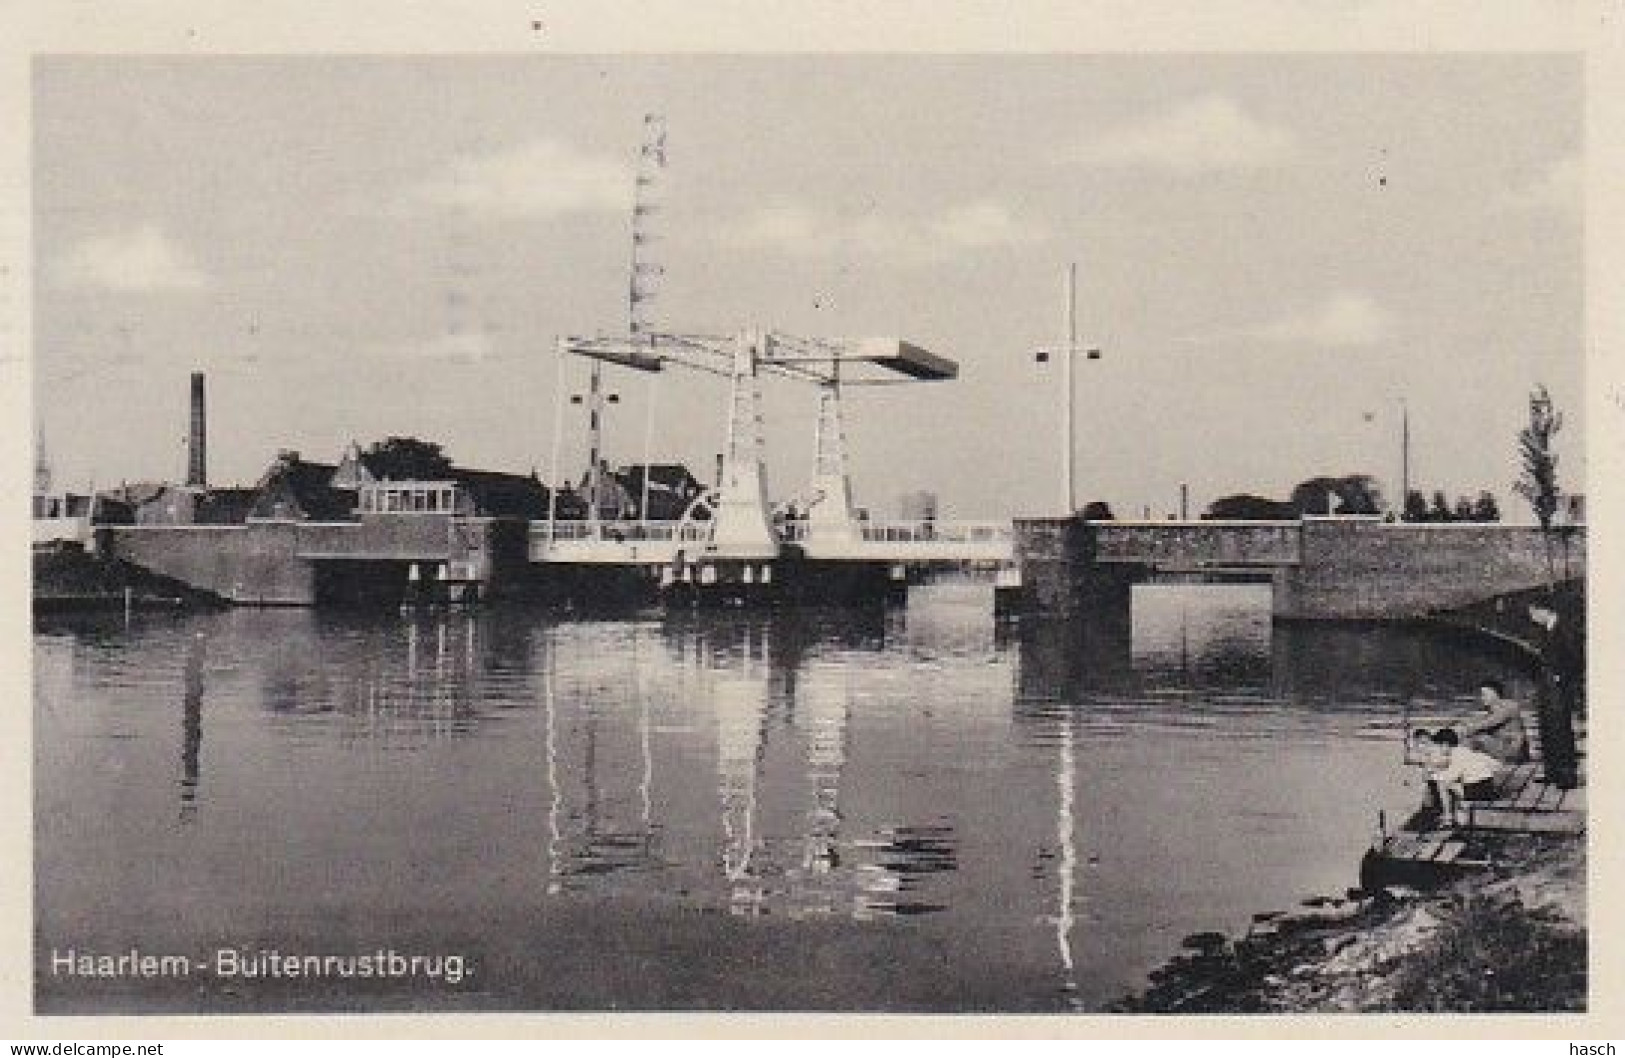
[1407, 727, 1449, 826]
[1428, 728, 1504, 826]
[1460, 678, 1530, 764]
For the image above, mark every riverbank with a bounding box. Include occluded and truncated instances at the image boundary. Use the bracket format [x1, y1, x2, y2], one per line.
[33, 545, 222, 614]
[1112, 830, 1585, 1013]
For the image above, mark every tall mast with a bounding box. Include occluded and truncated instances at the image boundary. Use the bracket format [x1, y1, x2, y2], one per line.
[628, 113, 667, 337]
[1400, 397, 1410, 515]
[583, 113, 669, 521]
[1063, 262, 1077, 516]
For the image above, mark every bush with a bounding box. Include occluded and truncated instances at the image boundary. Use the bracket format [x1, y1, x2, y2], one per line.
[1388, 893, 1586, 1011]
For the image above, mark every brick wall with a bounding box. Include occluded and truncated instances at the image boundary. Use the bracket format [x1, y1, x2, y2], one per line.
[1010, 518, 1081, 616]
[108, 517, 525, 605]
[1094, 521, 1301, 566]
[1278, 521, 1586, 619]
[109, 523, 315, 604]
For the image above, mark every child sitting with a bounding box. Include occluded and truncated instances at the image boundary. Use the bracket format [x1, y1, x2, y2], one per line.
[1428, 727, 1503, 827]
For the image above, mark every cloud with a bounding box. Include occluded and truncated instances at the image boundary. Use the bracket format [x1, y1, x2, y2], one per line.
[1083, 95, 1299, 173]
[929, 202, 1043, 249]
[722, 198, 1042, 262]
[392, 330, 496, 365]
[54, 224, 207, 292]
[397, 138, 631, 219]
[1504, 152, 1580, 213]
[1254, 291, 1393, 347]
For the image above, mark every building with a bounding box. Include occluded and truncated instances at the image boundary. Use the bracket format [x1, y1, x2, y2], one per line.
[614, 463, 708, 521]
[248, 452, 353, 521]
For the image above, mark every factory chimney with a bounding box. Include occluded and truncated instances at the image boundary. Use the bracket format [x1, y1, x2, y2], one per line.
[187, 371, 207, 488]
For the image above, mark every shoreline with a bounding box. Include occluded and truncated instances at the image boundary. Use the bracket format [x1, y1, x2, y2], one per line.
[1117, 597, 1587, 1014]
[1112, 831, 1585, 1013]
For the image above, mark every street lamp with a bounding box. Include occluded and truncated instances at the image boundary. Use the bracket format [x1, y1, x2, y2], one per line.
[1033, 262, 1101, 516]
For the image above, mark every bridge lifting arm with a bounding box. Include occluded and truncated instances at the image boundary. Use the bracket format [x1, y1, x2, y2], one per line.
[555, 328, 959, 560]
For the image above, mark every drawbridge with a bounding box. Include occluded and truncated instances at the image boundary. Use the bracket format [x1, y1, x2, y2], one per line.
[534, 327, 1012, 569]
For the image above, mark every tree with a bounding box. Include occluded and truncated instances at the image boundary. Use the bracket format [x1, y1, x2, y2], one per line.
[1204, 493, 1298, 520]
[1512, 385, 1564, 583]
[361, 437, 454, 481]
[1513, 385, 1562, 529]
[1403, 489, 1429, 523]
[1427, 490, 1452, 523]
[1080, 500, 1115, 521]
[1470, 491, 1501, 522]
[1290, 474, 1384, 517]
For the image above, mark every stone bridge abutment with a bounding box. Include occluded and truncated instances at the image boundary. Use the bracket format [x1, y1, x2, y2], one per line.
[1002, 517, 1584, 623]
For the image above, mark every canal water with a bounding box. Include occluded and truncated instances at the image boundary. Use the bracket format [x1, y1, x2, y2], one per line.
[34, 582, 1527, 1013]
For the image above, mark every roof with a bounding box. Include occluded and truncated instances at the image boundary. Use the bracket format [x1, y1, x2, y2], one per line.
[196, 487, 259, 525]
[103, 482, 171, 507]
[448, 467, 550, 519]
[253, 456, 351, 520]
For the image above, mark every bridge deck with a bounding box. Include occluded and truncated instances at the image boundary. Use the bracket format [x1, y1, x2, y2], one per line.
[529, 519, 1013, 564]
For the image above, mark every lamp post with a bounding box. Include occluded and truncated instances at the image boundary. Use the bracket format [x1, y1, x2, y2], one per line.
[1034, 262, 1101, 516]
[1399, 396, 1410, 520]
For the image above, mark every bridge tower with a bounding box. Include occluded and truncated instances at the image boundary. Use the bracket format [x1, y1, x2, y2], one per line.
[711, 329, 778, 558]
[557, 330, 957, 562]
[804, 372, 860, 548]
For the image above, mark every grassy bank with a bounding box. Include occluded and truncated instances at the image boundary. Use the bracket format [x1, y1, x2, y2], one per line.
[1114, 832, 1584, 1013]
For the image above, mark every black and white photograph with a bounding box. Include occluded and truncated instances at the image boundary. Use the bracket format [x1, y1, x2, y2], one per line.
[23, 37, 1598, 1024]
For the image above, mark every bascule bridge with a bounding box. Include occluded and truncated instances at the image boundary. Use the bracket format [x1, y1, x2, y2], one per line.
[534, 327, 1014, 590]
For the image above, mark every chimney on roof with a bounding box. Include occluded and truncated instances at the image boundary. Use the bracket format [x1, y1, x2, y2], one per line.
[187, 371, 207, 488]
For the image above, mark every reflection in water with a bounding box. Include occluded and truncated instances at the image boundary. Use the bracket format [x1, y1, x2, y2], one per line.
[1054, 713, 1080, 1008]
[179, 633, 204, 823]
[798, 678, 848, 897]
[1130, 585, 1273, 688]
[543, 625, 665, 888]
[345, 616, 483, 749]
[543, 657, 564, 896]
[35, 584, 1536, 1012]
[850, 825, 956, 919]
[717, 671, 767, 911]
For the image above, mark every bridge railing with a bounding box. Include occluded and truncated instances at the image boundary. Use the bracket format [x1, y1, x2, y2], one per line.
[531, 520, 709, 543]
[775, 518, 1012, 544]
[529, 520, 712, 563]
[860, 519, 1013, 544]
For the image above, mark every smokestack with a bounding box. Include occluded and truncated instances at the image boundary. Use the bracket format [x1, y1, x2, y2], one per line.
[187, 371, 207, 488]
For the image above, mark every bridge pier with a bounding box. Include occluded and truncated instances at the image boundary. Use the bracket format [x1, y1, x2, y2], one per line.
[996, 517, 1145, 631]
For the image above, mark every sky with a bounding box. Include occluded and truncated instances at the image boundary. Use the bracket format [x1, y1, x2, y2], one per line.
[33, 54, 1583, 520]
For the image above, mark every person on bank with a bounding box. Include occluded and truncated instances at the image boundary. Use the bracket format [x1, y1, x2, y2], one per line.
[1460, 678, 1530, 764]
[1529, 602, 1582, 790]
[1428, 728, 1503, 827]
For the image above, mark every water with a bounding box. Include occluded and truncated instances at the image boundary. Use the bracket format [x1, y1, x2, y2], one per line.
[33, 581, 1525, 1013]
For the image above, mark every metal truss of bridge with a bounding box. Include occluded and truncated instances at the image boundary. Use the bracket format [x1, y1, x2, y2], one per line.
[537, 327, 1012, 567]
